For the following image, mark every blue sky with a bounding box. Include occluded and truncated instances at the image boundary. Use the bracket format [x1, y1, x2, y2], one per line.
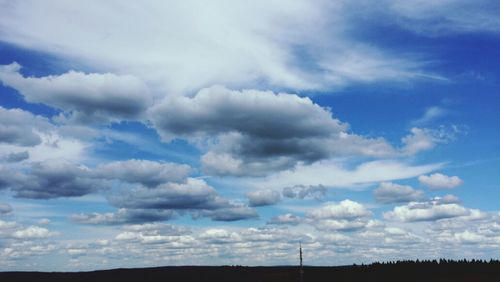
[0, 0, 499, 271]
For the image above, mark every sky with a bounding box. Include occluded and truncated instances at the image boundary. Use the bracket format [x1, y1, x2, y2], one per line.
[0, 0, 499, 271]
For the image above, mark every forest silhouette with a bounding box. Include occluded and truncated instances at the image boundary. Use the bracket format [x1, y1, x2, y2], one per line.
[1, 259, 499, 282]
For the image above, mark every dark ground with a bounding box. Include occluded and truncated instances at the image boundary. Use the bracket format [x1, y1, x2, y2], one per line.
[1, 261, 499, 282]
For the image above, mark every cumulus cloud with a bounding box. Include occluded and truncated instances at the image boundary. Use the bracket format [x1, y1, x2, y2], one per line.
[0, 160, 104, 199]
[383, 198, 473, 222]
[196, 206, 259, 222]
[152, 86, 444, 176]
[0, 63, 151, 124]
[151, 85, 347, 142]
[374, 182, 425, 204]
[0, 106, 92, 165]
[96, 159, 191, 187]
[110, 178, 225, 210]
[0, 158, 194, 200]
[308, 200, 372, 220]
[71, 209, 176, 225]
[306, 200, 372, 231]
[109, 178, 257, 222]
[0, 106, 47, 146]
[418, 173, 464, 189]
[247, 190, 281, 207]
[267, 213, 302, 225]
[11, 226, 57, 239]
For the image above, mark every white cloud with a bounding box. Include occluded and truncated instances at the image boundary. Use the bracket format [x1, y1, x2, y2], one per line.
[304, 200, 373, 232]
[419, 173, 464, 189]
[0, 1, 432, 93]
[384, 198, 473, 222]
[385, 0, 500, 35]
[307, 200, 371, 220]
[11, 226, 57, 239]
[401, 127, 455, 155]
[411, 106, 447, 125]
[0, 107, 90, 164]
[244, 160, 442, 190]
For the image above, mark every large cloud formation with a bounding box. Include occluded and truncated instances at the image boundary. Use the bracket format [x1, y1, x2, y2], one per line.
[152, 86, 446, 176]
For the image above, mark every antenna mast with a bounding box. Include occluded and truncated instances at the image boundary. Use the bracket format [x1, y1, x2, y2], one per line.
[299, 242, 304, 282]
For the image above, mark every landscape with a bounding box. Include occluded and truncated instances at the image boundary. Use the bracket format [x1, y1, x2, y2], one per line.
[2, 260, 500, 282]
[0, 1, 499, 280]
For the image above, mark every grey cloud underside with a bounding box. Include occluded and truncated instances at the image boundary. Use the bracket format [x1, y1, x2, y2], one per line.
[282, 184, 327, 200]
[194, 206, 259, 222]
[0, 159, 192, 199]
[0, 157, 257, 222]
[0, 161, 103, 199]
[4, 151, 29, 163]
[0, 107, 47, 146]
[0, 63, 151, 124]
[108, 178, 258, 222]
[267, 213, 302, 225]
[150, 85, 346, 141]
[71, 209, 176, 225]
[247, 190, 281, 207]
[109, 179, 225, 210]
[374, 182, 425, 204]
[96, 159, 191, 187]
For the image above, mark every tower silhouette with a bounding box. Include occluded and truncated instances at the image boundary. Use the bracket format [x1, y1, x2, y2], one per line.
[299, 242, 303, 282]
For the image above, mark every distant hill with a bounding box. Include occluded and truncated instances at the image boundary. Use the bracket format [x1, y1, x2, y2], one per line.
[1, 260, 499, 282]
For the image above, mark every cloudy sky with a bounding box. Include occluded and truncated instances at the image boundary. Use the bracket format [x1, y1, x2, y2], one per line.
[0, 0, 499, 271]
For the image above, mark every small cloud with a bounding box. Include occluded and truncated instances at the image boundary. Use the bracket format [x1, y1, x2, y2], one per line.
[247, 190, 281, 207]
[411, 106, 447, 125]
[383, 198, 471, 222]
[374, 182, 425, 204]
[419, 173, 464, 190]
[267, 213, 302, 226]
[282, 184, 327, 200]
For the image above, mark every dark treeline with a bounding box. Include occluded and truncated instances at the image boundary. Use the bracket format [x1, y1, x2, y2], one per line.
[1, 259, 499, 282]
[365, 258, 500, 265]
